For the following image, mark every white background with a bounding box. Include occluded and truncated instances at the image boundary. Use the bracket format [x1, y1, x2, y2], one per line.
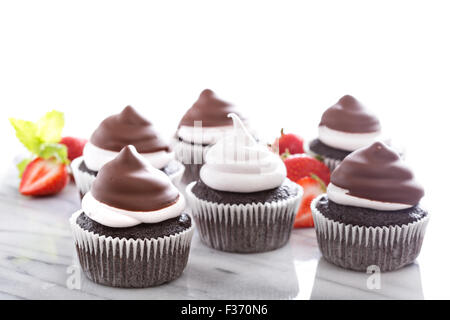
[1, 0, 449, 298]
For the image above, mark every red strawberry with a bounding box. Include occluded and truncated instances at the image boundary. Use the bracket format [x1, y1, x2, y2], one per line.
[19, 158, 69, 196]
[272, 129, 304, 156]
[294, 176, 326, 228]
[60, 136, 87, 161]
[284, 154, 330, 185]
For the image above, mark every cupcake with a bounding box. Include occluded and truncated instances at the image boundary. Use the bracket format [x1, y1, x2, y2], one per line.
[72, 106, 184, 197]
[174, 89, 251, 183]
[307, 95, 382, 172]
[69, 145, 194, 287]
[311, 142, 428, 272]
[186, 113, 302, 253]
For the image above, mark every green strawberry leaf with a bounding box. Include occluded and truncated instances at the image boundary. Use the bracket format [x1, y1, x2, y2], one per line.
[36, 110, 65, 143]
[9, 118, 41, 154]
[314, 154, 324, 162]
[310, 173, 327, 192]
[17, 158, 32, 178]
[39, 142, 69, 164]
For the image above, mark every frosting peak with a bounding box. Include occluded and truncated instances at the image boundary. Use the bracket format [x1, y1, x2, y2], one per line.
[199, 113, 286, 193]
[118, 105, 151, 125]
[319, 95, 381, 133]
[91, 145, 180, 211]
[178, 89, 244, 127]
[90, 106, 169, 153]
[329, 142, 424, 210]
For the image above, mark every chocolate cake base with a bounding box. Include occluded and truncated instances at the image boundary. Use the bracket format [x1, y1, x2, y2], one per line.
[71, 212, 194, 288]
[187, 180, 302, 253]
[76, 212, 192, 239]
[315, 195, 428, 227]
[309, 139, 351, 161]
[191, 179, 299, 205]
[312, 196, 429, 272]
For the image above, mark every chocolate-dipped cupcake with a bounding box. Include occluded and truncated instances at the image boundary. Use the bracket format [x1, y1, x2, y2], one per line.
[311, 142, 429, 272]
[307, 95, 382, 172]
[186, 113, 302, 253]
[174, 89, 253, 183]
[69, 145, 194, 287]
[72, 106, 184, 197]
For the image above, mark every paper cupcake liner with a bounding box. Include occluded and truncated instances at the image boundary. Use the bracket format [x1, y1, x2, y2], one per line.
[69, 210, 194, 288]
[186, 182, 302, 253]
[311, 196, 429, 272]
[71, 156, 185, 198]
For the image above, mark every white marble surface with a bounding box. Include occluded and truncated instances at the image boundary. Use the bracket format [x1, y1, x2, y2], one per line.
[0, 167, 448, 300]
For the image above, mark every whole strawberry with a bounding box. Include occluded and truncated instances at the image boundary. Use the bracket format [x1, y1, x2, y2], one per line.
[284, 154, 330, 185]
[60, 136, 87, 161]
[272, 129, 304, 156]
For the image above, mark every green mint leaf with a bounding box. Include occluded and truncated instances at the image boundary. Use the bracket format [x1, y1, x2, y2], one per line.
[17, 158, 32, 178]
[9, 118, 41, 154]
[39, 142, 69, 164]
[36, 110, 65, 143]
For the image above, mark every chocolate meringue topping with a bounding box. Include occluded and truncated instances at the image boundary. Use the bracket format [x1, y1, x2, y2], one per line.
[331, 142, 424, 205]
[319, 95, 381, 133]
[90, 106, 170, 153]
[178, 89, 244, 127]
[91, 145, 179, 211]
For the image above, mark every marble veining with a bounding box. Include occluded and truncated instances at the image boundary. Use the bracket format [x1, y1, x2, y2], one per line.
[0, 167, 437, 300]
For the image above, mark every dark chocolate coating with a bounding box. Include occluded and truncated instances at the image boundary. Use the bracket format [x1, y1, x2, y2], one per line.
[319, 95, 380, 133]
[76, 212, 191, 240]
[309, 138, 352, 160]
[90, 106, 170, 153]
[191, 179, 299, 205]
[331, 142, 424, 205]
[178, 89, 244, 127]
[91, 146, 180, 211]
[315, 195, 428, 227]
[79, 159, 182, 177]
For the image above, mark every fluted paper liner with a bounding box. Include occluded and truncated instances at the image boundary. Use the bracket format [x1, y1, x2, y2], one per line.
[71, 156, 185, 199]
[186, 182, 302, 253]
[311, 196, 429, 272]
[69, 210, 194, 287]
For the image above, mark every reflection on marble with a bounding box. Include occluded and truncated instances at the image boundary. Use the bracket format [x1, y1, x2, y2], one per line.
[310, 258, 423, 300]
[0, 167, 429, 300]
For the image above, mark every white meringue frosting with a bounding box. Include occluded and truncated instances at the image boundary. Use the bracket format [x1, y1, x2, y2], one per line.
[200, 113, 286, 193]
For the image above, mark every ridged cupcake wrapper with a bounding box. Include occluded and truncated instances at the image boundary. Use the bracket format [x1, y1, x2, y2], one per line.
[186, 182, 302, 253]
[71, 157, 96, 199]
[69, 210, 194, 288]
[311, 196, 429, 272]
[71, 156, 185, 198]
